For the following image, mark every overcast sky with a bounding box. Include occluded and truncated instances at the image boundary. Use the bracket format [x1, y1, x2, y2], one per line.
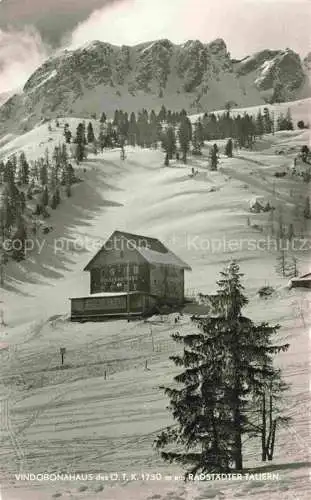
[0, 0, 310, 94]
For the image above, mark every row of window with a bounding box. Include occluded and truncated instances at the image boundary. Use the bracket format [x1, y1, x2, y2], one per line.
[100, 282, 138, 291]
[100, 264, 140, 277]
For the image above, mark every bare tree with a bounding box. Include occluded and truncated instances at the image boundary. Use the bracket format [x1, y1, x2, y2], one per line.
[261, 377, 290, 461]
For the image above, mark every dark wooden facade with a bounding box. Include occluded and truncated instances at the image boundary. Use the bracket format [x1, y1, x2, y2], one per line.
[90, 262, 150, 295]
[70, 292, 157, 321]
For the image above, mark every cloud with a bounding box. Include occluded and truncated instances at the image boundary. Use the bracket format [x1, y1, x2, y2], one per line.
[1, 0, 310, 96]
[0, 0, 123, 95]
[0, 27, 49, 94]
[69, 0, 190, 48]
[69, 0, 311, 56]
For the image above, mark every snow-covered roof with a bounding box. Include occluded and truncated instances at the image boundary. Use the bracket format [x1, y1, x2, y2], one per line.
[84, 231, 191, 271]
[291, 273, 311, 282]
[70, 291, 153, 300]
[138, 245, 190, 269]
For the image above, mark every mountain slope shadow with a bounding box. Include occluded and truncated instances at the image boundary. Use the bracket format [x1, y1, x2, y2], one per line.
[3, 161, 124, 290]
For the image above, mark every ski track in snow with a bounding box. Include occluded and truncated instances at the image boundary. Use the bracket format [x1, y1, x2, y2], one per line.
[0, 115, 310, 500]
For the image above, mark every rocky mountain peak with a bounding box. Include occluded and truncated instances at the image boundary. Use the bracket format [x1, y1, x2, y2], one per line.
[303, 52, 311, 70]
[0, 38, 308, 136]
[207, 38, 228, 55]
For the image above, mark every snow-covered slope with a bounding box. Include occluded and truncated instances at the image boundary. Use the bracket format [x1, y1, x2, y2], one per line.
[191, 97, 311, 130]
[0, 125, 310, 500]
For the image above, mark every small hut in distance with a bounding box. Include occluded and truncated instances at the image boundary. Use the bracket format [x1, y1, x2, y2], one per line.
[289, 272, 311, 289]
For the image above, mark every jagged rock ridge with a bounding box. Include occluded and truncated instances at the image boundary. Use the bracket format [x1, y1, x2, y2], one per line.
[0, 39, 309, 135]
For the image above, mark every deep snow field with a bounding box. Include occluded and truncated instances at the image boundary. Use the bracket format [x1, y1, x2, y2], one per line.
[0, 108, 310, 500]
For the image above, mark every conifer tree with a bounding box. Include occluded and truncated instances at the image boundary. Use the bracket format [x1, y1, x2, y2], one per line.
[202, 112, 210, 140]
[0, 188, 9, 285]
[158, 105, 167, 123]
[17, 152, 29, 185]
[87, 122, 95, 143]
[128, 112, 137, 147]
[52, 145, 61, 171]
[166, 110, 172, 125]
[30, 160, 39, 184]
[10, 155, 17, 181]
[225, 139, 233, 158]
[50, 192, 58, 210]
[118, 112, 129, 141]
[113, 110, 120, 128]
[210, 143, 219, 170]
[67, 164, 75, 185]
[178, 115, 192, 163]
[49, 164, 58, 193]
[155, 262, 289, 476]
[19, 191, 26, 213]
[60, 143, 68, 166]
[98, 122, 106, 151]
[4, 160, 15, 184]
[64, 123, 72, 144]
[256, 111, 264, 136]
[263, 107, 273, 134]
[2, 169, 19, 225]
[0, 183, 12, 234]
[11, 217, 27, 261]
[192, 120, 204, 156]
[106, 122, 115, 148]
[74, 123, 86, 163]
[277, 110, 294, 131]
[162, 126, 176, 161]
[285, 109, 294, 130]
[3, 161, 11, 184]
[137, 111, 149, 148]
[55, 187, 61, 206]
[100, 112, 107, 124]
[41, 185, 49, 206]
[39, 162, 48, 186]
[149, 110, 158, 148]
[301, 145, 309, 163]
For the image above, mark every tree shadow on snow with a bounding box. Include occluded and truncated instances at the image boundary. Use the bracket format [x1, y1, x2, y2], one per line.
[245, 461, 311, 473]
[4, 164, 124, 291]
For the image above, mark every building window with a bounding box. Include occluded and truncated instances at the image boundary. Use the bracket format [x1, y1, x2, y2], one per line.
[120, 250, 124, 259]
[133, 265, 139, 275]
[154, 280, 157, 284]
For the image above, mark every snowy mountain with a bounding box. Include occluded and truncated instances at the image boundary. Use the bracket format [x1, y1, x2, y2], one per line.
[0, 90, 14, 108]
[0, 38, 309, 135]
[236, 48, 308, 101]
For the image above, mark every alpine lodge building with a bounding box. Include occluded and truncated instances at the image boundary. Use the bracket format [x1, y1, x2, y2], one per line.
[70, 231, 192, 321]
